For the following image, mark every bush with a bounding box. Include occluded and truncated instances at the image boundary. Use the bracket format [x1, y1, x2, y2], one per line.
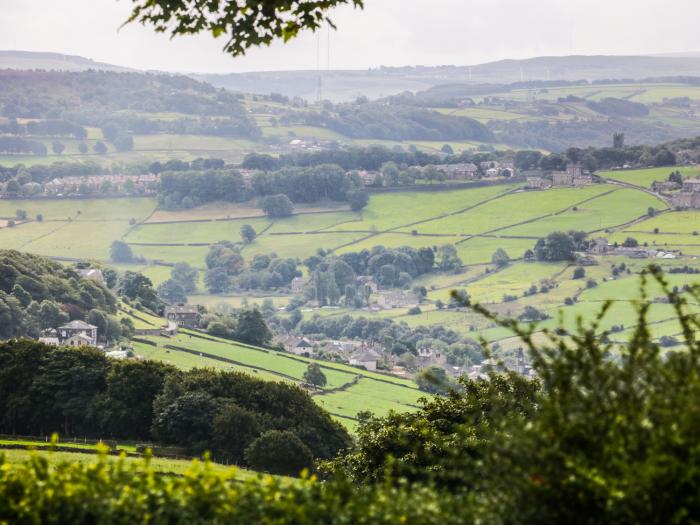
[572, 266, 585, 279]
[244, 430, 314, 476]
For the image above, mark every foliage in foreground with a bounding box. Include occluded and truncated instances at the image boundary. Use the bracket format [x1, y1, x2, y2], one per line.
[328, 268, 700, 524]
[0, 449, 467, 525]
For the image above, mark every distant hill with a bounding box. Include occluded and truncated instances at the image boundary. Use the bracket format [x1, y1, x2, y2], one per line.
[0, 50, 132, 72]
[196, 55, 700, 101]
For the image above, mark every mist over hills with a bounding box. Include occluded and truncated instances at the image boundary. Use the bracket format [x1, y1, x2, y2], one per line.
[5, 50, 700, 101]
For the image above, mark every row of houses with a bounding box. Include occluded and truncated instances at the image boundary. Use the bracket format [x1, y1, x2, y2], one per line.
[38, 174, 159, 196]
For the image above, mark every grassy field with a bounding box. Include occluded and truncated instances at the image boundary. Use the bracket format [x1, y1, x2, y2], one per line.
[599, 166, 700, 187]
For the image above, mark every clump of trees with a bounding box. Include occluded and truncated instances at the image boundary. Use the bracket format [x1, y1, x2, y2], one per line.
[534, 231, 588, 262]
[0, 341, 350, 473]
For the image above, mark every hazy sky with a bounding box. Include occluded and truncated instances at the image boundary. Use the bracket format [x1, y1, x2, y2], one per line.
[2, 0, 699, 73]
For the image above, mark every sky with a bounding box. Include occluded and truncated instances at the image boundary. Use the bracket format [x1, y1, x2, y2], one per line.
[1, 0, 700, 73]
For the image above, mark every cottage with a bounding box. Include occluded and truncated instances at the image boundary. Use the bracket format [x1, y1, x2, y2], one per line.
[77, 268, 105, 284]
[526, 176, 550, 190]
[356, 170, 380, 186]
[58, 320, 98, 346]
[682, 178, 700, 193]
[671, 192, 700, 209]
[589, 237, 609, 255]
[349, 349, 381, 371]
[651, 181, 680, 193]
[288, 337, 314, 356]
[417, 347, 447, 367]
[164, 306, 199, 329]
[375, 290, 419, 309]
[434, 163, 479, 180]
[290, 277, 309, 294]
[567, 163, 583, 179]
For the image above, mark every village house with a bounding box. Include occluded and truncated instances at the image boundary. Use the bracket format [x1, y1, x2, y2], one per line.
[164, 306, 199, 329]
[356, 170, 381, 186]
[58, 320, 98, 346]
[375, 290, 419, 309]
[77, 268, 105, 284]
[682, 178, 700, 193]
[275, 336, 314, 356]
[416, 347, 447, 368]
[290, 276, 309, 294]
[434, 163, 479, 180]
[651, 180, 681, 193]
[349, 348, 382, 371]
[589, 237, 610, 255]
[671, 192, 700, 209]
[526, 176, 551, 190]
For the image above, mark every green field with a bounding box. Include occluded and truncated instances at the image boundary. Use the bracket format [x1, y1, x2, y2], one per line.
[600, 166, 700, 187]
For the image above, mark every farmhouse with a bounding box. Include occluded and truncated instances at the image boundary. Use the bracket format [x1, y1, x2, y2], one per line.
[671, 192, 700, 209]
[58, 320, 98, 346]
[434, 163, 479, 180]
[573, 174, 593, 186]
[589, 237, 610, 255]
[526, 176, 551, 190]
[356, 170, 380, 186]
[77, 268, 105, 284]
[349, 348, 381, 371]
[291, 277, 309, 294]
[651, 181, 680, 193]
[164, 306, 199, 329]
[375, 290, 419, 309]
[682, 178, 700, 192]
[417, 347, 447, 368]
[275, 336, 314, 355]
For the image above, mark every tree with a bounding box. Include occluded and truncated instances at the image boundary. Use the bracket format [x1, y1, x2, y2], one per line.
[491, 248, 510, 268]
[152, 391, 218, 453]
[204, 267, 231, 294]
[157, 279, 187, 304]
[244, 430, 314, 476]
[441, 143, 454, 154]
[647, 207, 657, 217]
[415, 366, 453, 395]
[126, 0, 363, 57]
[303, 363, 327, 388]
[15, 209, 27, 220]
[347, 189, 369, 211]
[171, 262, 198, 293]
[668, 170, 683, 184]
[36, 214, 43, 222]
[235, 309, 272, 346]
[622, 237, 639, 248]
[240, 224, 257, 244]
[437, 245, 462, 272]
[78, 142, 88, 154]
[117, 271, 161, 313]
[110, 240, 133, 262]
[260, 194, 293, 218]
[93, 141, 108, 155]
[572, 266, 586, 279]
[212, 403, 261, 463]
[534, 231, 578, 262]
[51, 141, 65, 155]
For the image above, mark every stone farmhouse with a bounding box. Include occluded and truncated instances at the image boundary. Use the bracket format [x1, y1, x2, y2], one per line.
[349, 348, 382, 371]
[356, 170, 381, 186]
[652, 181, 681, 193]
[526, 176, 551, 190]
[552, 163, 591, 187]
[417, 347, 447, 368]
[682, 178, 700, 193]
[671, 191, 700, 209]
[434, 163, 479, 180]
[77, 268, 105, 284]
[164, 306, 199, 329]
[291, 276, 310, 294]
[40, 320, 99, 347]
[375, 290, 419, 309]
[275, 336, 314, 356]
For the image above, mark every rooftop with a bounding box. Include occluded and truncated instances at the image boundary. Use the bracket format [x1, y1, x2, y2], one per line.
[60, 320, 97, 330]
